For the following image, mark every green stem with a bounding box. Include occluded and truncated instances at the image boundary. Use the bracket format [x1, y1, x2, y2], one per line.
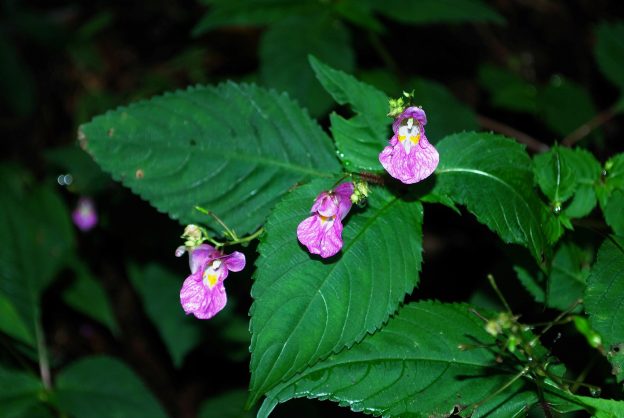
[487, 274, 513, 314]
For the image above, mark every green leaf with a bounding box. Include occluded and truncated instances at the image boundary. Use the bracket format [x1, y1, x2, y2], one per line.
[332, 0, 383, 32]
[249, 179, 424, 404]
[309, 56, 389, 171]
[0, 177, 74, 342]
[478, 64, 537, 113]
[585, 237, 624, 382]
[129, 263, 202, 368]
[547, 242, 591, 311]
[595, 22, 624, 90]
[192, 0, 321, 35]
[406, 78, 478, 142]
[0, 293, 34, 345]
[198, 389, 254, 418]
[0, 366, 46, 418]
[603, 190, 624, 235]
[62, 261, 119, 335]
[55, 356, 169, 418]
[258, 302, 527, 418]
[80, 82, 341, 236]
[574, 395, 624, 418]
[537, 76, 599, 138]
[260, 15, 355, 117]
[513, 265, 545, 303]
[561, 147, 601, 218]
[433, 132, 550, 263]
[534, 145, 576, 204]
[371, 0, 504, 25]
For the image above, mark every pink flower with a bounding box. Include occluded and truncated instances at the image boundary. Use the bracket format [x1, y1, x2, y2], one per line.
[178, 244, 245, 319]
[379, 106, 439, 184]
[297, 182, 354, 258]
[72, 197, 98, 231]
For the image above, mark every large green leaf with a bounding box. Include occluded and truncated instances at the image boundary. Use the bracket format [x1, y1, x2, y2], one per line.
[573, 395, 624, 418]
[585, 237, 624, 382]
[55, 356, 169, 418]
[192, 0, 320, 35]
[62, 262, 119, 335]
[405, 78, 478, 143]
[79, 82, 341, 236]
[129, 263, 202, 368]
[595, 22, 624, 90]
[260, 16, 355, 117]
[310, 56, 389, 171]
[249, 179, 423, 404]
[0, 366, 46, 418]
[0, 177, 74, 343]
[371, 0, 504, 25]
[258, 302, 532, 418]
[560, 147, 601, 218]
[433, 132, 550, 263]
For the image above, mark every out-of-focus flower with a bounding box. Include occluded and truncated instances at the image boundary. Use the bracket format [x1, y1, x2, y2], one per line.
[178, 244, 245, 319]
[72, 197, 98, 231]
[379, 106, 439, 184]
[297, 182, 354, 258]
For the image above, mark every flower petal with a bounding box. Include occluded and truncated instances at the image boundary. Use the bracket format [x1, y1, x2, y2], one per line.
[223, 251, 246, 272]
[312, 192, 339, 218]
[297, 214, 344, 258]
[189, 244, 218, 274]
[180, 275, 210, 317]
[297, 215, 324, 255]
[392, 106, 427, 133]
[379, 136, 439, 184]
[333, 182, 354, 220]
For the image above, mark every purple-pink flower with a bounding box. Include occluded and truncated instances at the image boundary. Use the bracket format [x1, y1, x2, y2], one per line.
[72, 197, 98, 231]
[379, 106, 439, 184]
[297, 182, 354, 258]
[178, 244, 245, 319]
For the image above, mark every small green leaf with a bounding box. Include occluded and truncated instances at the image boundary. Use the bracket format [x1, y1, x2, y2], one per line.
[198, 389, 254, 418]
[585, 236, 624, 382]
[595, 21, 624, 90]
[63, 261, 119, 335]
[0, 365, 45, 418]
[192, 0, 321, 35]
[258, 302, 526, 418]
[537, 76, 599, 138]
[309, 56, 389, 171]
[260, 15, 355, 117]
[513, 265, 545, 303]
[55, 356, 169, 418]
[597, 153, 624, 234]
[561, 147, 601, 218]
[371, 0, 504, 25]
[479, 64, 537, 113]
[547, 242, 591, 311]
[129, 263, 202, 368]
[249, 179, 423, 404]
[332, 0, 383, 32]
[406, 78, 478, 142]
[80, 82, 341, 236]
[534, 145, 576, 204]
[434, 132, 550, 263]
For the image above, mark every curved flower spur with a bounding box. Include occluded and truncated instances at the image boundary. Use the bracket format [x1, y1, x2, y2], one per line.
[379, 103, 439, 184]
